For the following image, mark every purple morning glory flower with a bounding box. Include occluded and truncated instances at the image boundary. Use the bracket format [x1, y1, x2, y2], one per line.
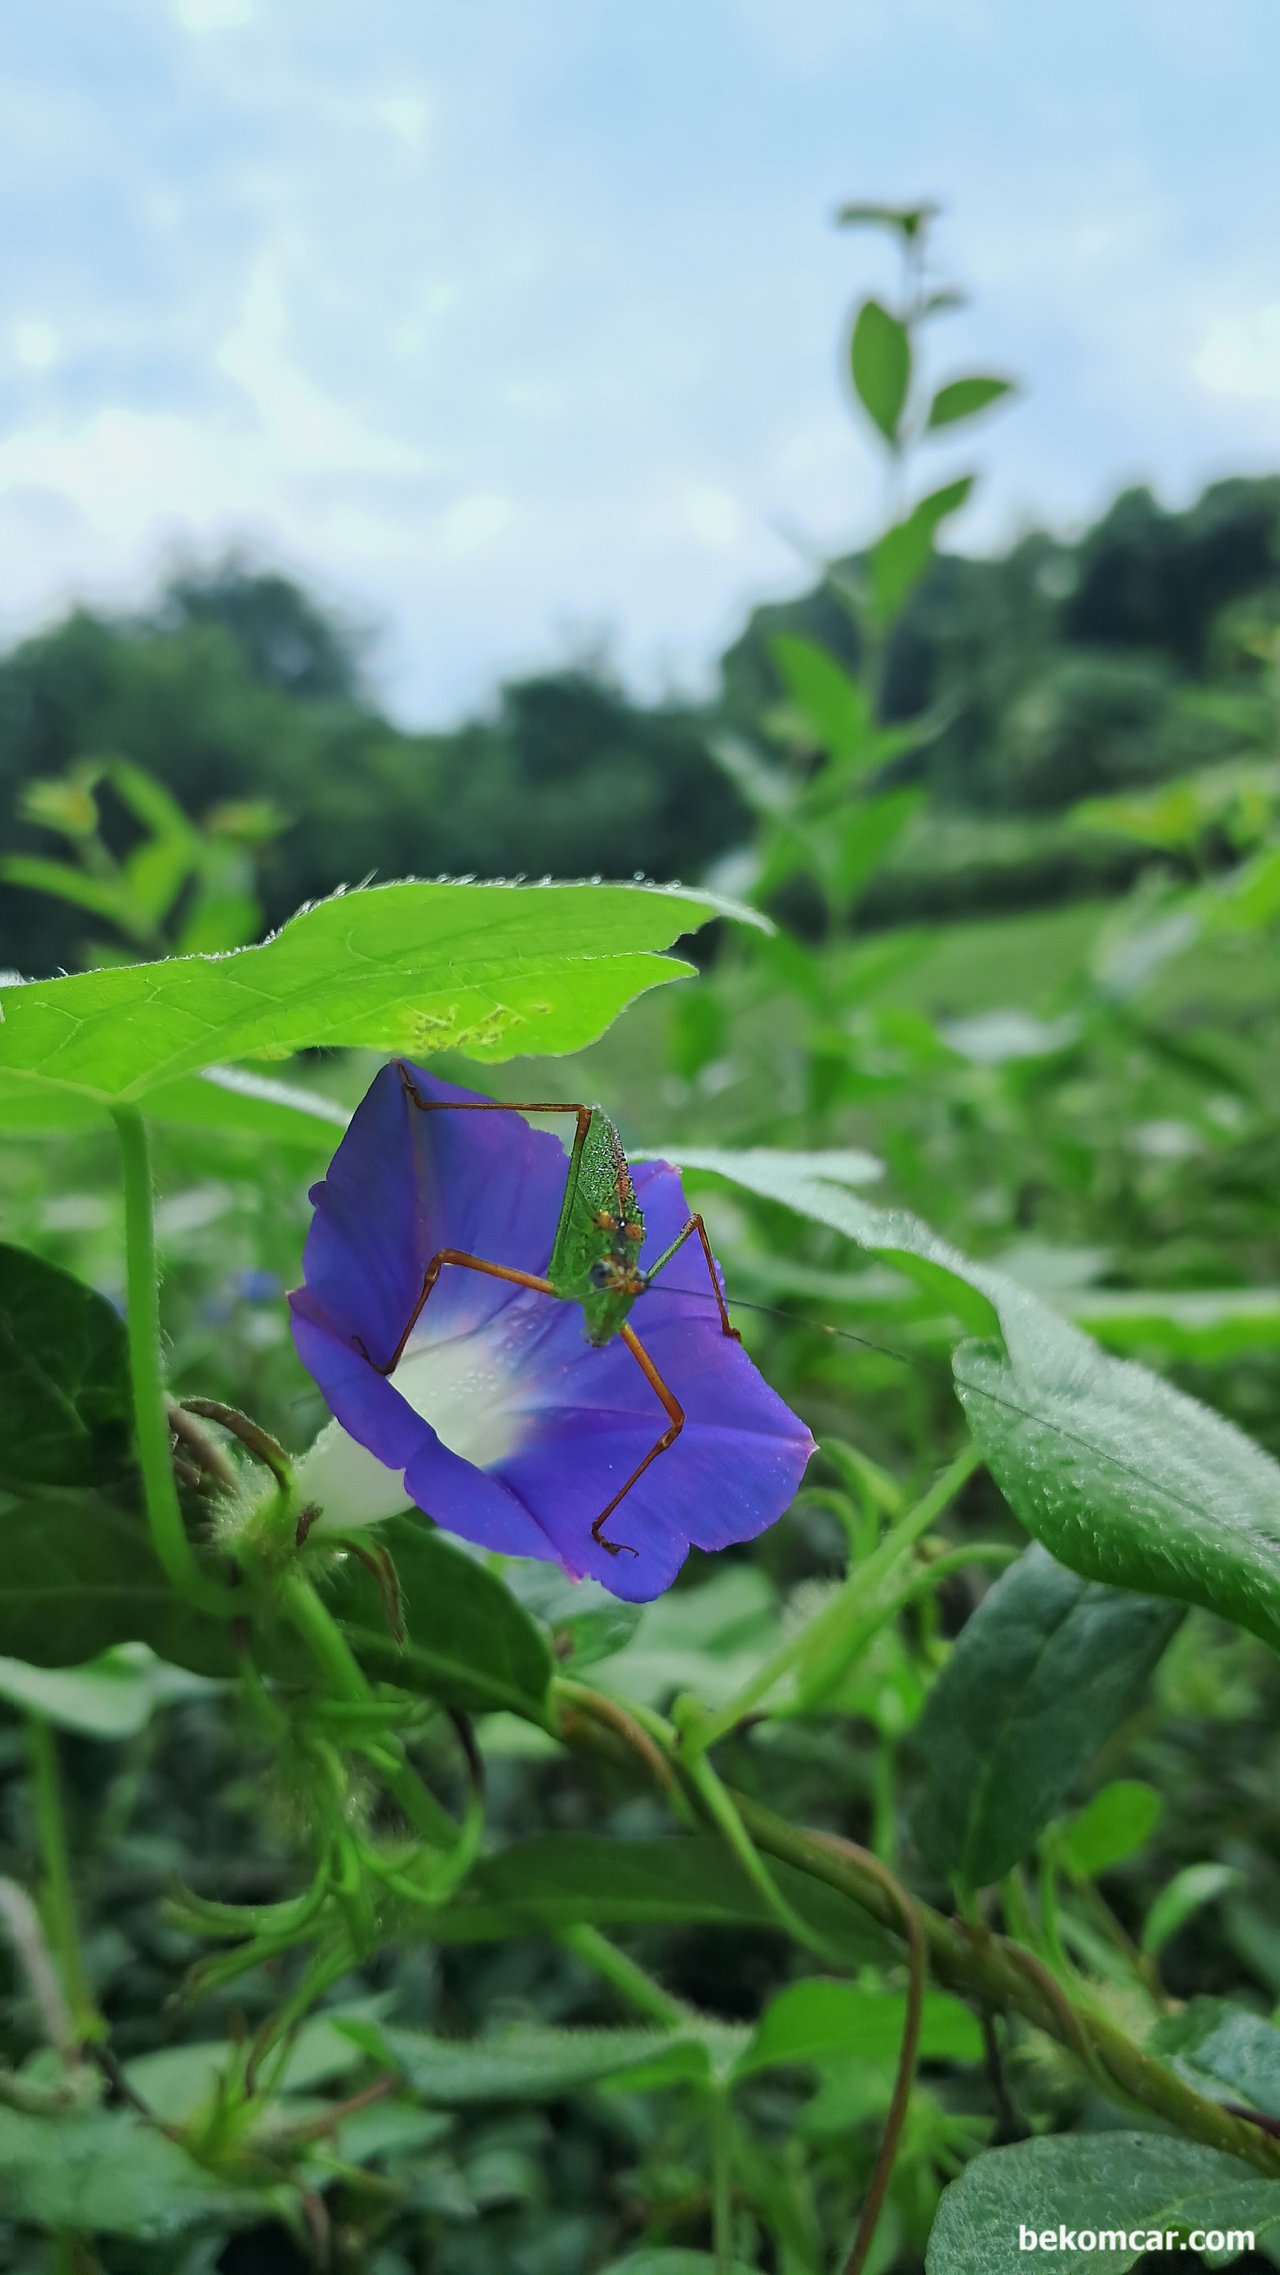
[288, 1061, 815, 1602]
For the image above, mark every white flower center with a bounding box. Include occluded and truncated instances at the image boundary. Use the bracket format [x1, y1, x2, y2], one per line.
[390, 1305, 536, 1471]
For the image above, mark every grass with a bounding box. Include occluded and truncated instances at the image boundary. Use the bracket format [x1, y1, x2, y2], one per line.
[861, 899, 1280, 1022]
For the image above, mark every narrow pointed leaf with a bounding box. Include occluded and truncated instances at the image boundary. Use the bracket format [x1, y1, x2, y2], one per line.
[771, 635, 869, 767]
[869, 476, 974, 622]
[367, 2021, 711, 2102]
[1060, 1780, 1163, 1877]
[925, 375, 1015, 430]
[735, 1979, 981, 2077]
[850, 300, 911, 441]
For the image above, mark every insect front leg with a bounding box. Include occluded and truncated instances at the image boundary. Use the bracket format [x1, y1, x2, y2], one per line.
[362, 1251, 558, 1373]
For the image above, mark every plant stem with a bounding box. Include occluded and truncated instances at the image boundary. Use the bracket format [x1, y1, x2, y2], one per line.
[276, 1573, 457, 1848]
[889, 1541, 1020, 1609]
[692, 1444, 981, 1748]
[27, 1717, 96, 2042]
[558, 1924, 689, 2029]
[842, 1863, 925, 2275]
[111, 1106, 238, 1616]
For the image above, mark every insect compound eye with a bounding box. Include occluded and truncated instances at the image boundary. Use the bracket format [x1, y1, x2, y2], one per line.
[588, 1259, 612, 1290]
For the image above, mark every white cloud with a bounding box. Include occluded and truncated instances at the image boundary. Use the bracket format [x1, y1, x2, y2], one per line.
[12, 319, 60, 371]
[175, 0, 254, 33]
[434, 492, 516, 557]
[213, 247, 433, 478]
[1193, 305, 1280, 401]
[374, 91, 432, 155]
[681, 484, 745, 550]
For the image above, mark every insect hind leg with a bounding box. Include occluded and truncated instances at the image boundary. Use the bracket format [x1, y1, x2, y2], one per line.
[589, 1324, 686, 1560]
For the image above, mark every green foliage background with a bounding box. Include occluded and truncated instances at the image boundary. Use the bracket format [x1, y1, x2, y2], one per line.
[5, 474, 1280, 979]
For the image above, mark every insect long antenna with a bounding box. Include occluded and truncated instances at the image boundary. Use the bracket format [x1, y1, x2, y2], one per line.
[661, 1284, 1261, 1539]
[662, 1286, 955, 1377]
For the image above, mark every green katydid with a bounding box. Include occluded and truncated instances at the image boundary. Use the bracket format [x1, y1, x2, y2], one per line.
[367, 1063, 741, 1559]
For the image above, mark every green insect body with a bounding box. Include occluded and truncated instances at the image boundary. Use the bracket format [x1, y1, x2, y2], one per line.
[545, 1105, 649, 1345]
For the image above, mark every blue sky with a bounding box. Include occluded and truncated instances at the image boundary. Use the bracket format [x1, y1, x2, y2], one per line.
[3, 0, 1279, 722]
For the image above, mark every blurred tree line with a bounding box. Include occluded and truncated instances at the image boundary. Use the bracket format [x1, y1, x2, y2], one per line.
[3, 473, 1279, 976]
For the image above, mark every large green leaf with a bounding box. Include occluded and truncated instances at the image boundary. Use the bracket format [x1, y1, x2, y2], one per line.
[927, 2134, 1280, 2274]
[0, 878, 760, 1117]
[911, 1546, 1180, 1888]
[657, 1148, 1280, 1658]
[0, 1245, 132, 1490]
[326, 1517, 552, 1719]
[428, 1835, 888, 1957]
[0, 2106, 282, 2239]
[955, 1335, 1280, 1658]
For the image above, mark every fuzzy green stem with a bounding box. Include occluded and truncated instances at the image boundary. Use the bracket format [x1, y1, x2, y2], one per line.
[558, 1924, 689, 2029]
[679, 1738, 848, 1970]
[1038, 1856, 1074, 1984]
[276, 1573, 457, 1849]
[27, 1718, 96, 2042]
[692, 1444, 981, 1749]
[111, 1107, 238, 1617]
